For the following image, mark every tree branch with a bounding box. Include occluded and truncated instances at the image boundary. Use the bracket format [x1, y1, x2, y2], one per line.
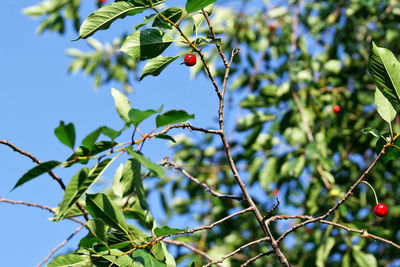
[203, 237, 270, 267]
[163, 239, 223, 267]
[157, 207, 253, 240]
[163, 159, 244, 201]
[0, 196, 85, 225]
[150, 123, 221, 138]
[0, 140, 90, 221]
[37, 224, 86, 266]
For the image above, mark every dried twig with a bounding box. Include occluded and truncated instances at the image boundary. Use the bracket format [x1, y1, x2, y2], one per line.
[203, 237, 270, 267]
[150, 123, 221, 138]
[37, 224, 86, 267]
[267, 148, 386, 244]
[163, 239, 223, 267]
[0, 140, 89, 221]
[0, 196, 85, 225]
[157, 207, 253, 241]
[163, 160, 244, 200]
[240, 251, 273, 267]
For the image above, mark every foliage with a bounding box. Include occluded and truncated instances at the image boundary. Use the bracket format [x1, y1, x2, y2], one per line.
[3, 0, 400, 266]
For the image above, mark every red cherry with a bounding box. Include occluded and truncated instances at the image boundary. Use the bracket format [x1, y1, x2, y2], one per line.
[374, 203, 388, 217]
[184, 54, 197, 67]
[100, 0, 107, 4]
[269, 24, 277, 31]
[332, 105, 341, 114]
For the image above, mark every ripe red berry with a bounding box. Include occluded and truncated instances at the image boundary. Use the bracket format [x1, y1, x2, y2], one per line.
[332, 105, 341, 114]
[269, 24, 277, 31]
[100, 0, 107, 4]
[184, 54, 197, 67]
[374, 203, 388, 217]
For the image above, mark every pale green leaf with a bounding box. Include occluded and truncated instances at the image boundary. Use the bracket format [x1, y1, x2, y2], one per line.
[140, 56, 179, 80]
[111, 88, 132, 123]
[375, 87, 396, 123]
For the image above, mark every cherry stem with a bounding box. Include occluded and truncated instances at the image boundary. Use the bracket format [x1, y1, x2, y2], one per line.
[361, 181, 379, 205]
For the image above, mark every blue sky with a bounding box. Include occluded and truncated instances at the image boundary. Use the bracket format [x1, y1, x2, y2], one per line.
[1, 1, 226, 265]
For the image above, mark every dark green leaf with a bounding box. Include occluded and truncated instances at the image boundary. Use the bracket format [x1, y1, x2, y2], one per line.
[101, 126, 123, 139]
[54, 158, 114, 221]
[368, 42, 400, 105]
[185, 0, 216, 13]
[12, 160, 61, 190]
[127, 148, 165, 177]
[362, 128, 384, 139]
[376, 135, 400, 164]
[86, 193, 129, 233]
[86, 218, 108, 243]
[140, 56, 179, 80]
[129, 106, 162, 127]
[156, 110, 195, 128]
[54, 121, 76, 149]
[64, 141, 118, 168]
[155, 134, 176, 143]
[152, 7, 183, 29]
[120, 29, 174, 61]
[154, 226, 188, 237]
[111, 88, 132, 123]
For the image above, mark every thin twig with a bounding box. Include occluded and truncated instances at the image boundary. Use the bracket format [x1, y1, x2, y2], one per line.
[0, 140, 90, 221]
[157, 207, 253, 241]
[201, 9, 228, 67]
[163, 239, 223, 267]
[150, 123, 221, 138]
[163, 160, 244, 200]
[37, 224, 86, 267]
[266, 214, 400, 250]
[203, 237, 269, 267]
[262, 198, 280, 221]
[0, 196, 85, 225]
[269, 147, 386, 244]
[240, 251, 273, 267]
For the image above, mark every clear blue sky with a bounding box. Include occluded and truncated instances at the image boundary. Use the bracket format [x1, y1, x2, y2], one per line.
[0, 1, 227, 265]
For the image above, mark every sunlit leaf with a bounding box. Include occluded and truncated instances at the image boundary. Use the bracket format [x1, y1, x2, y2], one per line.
[140, 56, 179, 80]
[375, 87, 396, 123]
[129, 106, 163, 127]
[185, 0, 216, 13]
[127, 148, 165, 177]
[111, 88, 131, 123]
[156, 110, 195, 128]
[47, 253, 91, 267]
[120, 29, 174, 61]
[54, 121, 76, 149]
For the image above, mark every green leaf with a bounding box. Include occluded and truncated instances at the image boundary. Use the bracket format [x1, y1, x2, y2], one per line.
[352, 247, 377, 267]
[131, 250, 166, 267]
[120, 29, 174, 61]
[64, 141, 118, 168]
[86, 218, 108, 243]
[316, 237, 335, 267]
[86, 193, 129, 233]
[129, 106, 163, 127]
[236, 112, 274, 132]
[368, 42, 400, 105]
[127, 148, 165, 177]
[78, 1, 156, 39]
[154, 226, 187, 237]
[152, 7, 183, 29]
[185, 0, 217, 13]
[54, 121, 76, 149]
[362, 127, 384, 139]
[54, 158, 114, 221]
[111, 88, 132, 123]
[47, 253, 91, 267]
[82, 128, 102, 149]
[376, 134, 400, 164]
[259, 157, 277, 192]
[12, 160, 61, 190]
[375, 87, 396, 123]
[140, 56, 179, 80]
[156, 110, 195, 128]
[155, 134, 176, 143]
[161, 241, 176, 267]
[101, 126, 123, 139]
